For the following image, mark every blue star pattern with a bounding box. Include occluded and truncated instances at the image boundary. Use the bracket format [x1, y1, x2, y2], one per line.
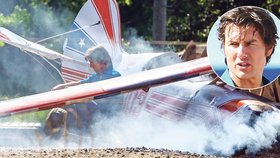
[65, 22, 97, 56]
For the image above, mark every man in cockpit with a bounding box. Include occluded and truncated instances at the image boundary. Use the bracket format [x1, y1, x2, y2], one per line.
[44, 45, 121, 137]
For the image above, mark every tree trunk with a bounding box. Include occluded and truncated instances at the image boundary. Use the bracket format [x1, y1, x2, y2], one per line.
[152, 0, 167, 41]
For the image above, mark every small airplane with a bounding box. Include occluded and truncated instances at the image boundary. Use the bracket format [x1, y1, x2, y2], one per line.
[0, 0, 279, 142]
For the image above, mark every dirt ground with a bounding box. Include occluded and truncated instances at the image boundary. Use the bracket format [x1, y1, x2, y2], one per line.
[0, 147, 224, 158]
[0, 146, 280, 158]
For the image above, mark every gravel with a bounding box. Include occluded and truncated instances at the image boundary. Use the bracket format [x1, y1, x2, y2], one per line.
[1, 146, 280, 158]
[0, 147, 225, 158]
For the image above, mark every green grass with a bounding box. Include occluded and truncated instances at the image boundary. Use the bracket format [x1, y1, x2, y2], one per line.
[0, 96, 10, 101]
[0, 110, 50, 124]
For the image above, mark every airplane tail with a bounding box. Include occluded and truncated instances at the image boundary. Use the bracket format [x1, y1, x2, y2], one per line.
[0, 0, 207, 84]
[61, 0, 124, 82]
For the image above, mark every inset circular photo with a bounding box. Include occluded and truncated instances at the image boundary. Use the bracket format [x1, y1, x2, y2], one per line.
[207, 6, 280, 90]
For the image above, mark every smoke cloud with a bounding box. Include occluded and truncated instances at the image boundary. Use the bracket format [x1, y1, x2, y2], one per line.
[1, 102, 280, 157]
[123, 27, 175, 54]
[122, 28, 155, 54]
[91, 110, 280, 156]
[0, 1, 73, 97]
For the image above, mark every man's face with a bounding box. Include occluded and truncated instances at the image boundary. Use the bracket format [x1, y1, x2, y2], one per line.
[224, 24, 273, 82]
[89, 60, 105, 74]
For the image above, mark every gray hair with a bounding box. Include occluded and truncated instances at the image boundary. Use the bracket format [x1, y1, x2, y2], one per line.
[84, 45, 113, 66]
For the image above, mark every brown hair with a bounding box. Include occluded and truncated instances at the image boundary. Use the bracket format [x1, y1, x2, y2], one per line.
[218, 6, 278, 63]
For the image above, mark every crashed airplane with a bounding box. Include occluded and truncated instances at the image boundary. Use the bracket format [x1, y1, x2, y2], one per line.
[0, 0, 279, 155]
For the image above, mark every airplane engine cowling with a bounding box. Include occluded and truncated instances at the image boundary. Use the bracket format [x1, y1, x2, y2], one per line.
[184, 84, 279, 127]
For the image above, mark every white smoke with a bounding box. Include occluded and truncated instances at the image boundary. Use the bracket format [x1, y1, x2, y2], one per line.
[90, 110, 280, 156]
[2, 104, 279, 157]
[123, 27, 175, 54]
[0, 1, 73, 96]
[123, 28, 155, 54]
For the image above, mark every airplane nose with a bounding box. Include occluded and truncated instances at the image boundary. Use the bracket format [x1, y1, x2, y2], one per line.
[219, 99, 278, 127]
[246, 103, 278, 126]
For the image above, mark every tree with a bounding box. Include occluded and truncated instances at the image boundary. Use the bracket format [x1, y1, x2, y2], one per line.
[152, 0, 167, 41]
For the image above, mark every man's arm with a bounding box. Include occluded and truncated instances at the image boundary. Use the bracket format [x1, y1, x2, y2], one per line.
[52, 81, 81, 90]
[65, 97, 93, 105]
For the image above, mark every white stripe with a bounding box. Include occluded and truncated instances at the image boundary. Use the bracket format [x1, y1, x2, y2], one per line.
[62, 74, 82, 82]
[62, 67, 90, 76]
[147, 98, 186, 115]
[61, 73, 85, 80]
[62, 72, 85, 80]
[145, 100, 185, 117]
[144, 107, 175, 120]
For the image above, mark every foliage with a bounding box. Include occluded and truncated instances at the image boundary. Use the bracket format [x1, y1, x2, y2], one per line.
[117, 0, 133, 6]
[1, 0, 280, 43]
[119, 0, 153, 40]
[0, 109, 49, 124]
[0, 42, 5, 47]
[0, 5, 32, 35]
[166, 0, 280, 42]
[118, 0, 280, 42]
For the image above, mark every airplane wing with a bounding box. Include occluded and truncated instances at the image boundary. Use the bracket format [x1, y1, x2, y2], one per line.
[0, 27, 86, 66]
[0, 57, 212, 117]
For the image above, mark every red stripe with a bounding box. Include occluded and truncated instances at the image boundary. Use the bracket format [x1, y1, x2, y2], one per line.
[61, 70, 85, 80]
[123, 90, 146, 116]
[150, 92, 187, 110]
[64, 78, 75, 82]
[219, 100, 245, 112]
[0, 32, 9, 40]
[61, 67, 89, 79]
[62, 66, 90, 75]
[0, 85, 106, 114]
[92, 0, 115, 46]
[62, 73, 84, 81]
[145, 103, 183, 120]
